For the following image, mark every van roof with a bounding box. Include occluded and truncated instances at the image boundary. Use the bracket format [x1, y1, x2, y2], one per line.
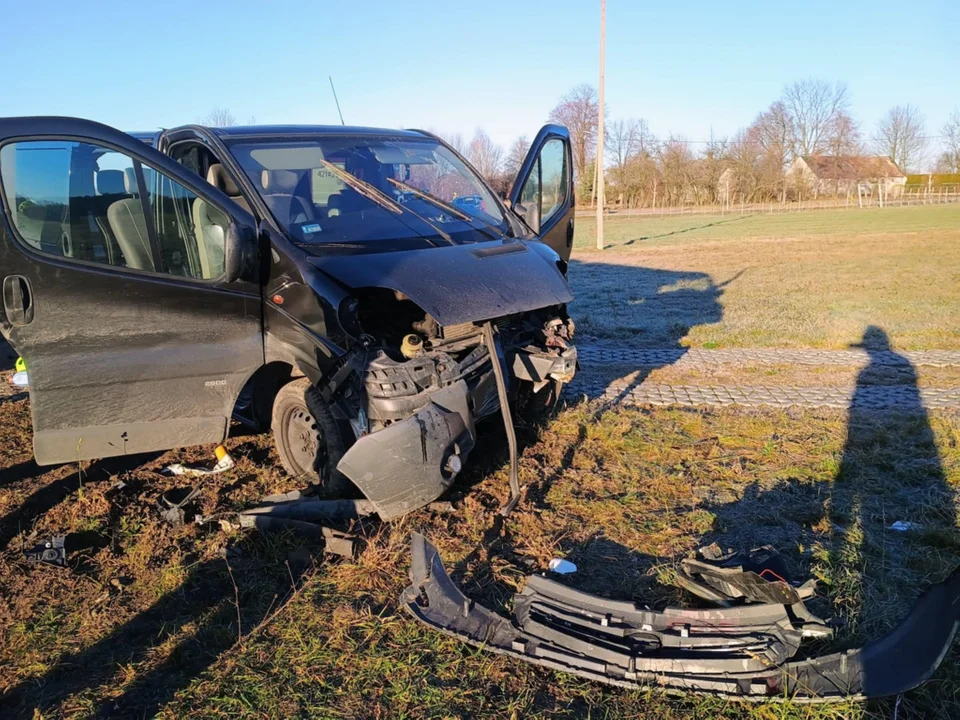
[210, 125, 429, 139]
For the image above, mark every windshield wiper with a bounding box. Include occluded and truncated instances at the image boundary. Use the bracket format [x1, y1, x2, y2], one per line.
[387, 178, 504, 241]
[318, 160, 454, 245]
[317, 160, 403, 215]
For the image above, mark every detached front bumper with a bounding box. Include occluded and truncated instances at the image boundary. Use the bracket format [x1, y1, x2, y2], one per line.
[336, 380, 475, 520]
[402, 533, 960, 702]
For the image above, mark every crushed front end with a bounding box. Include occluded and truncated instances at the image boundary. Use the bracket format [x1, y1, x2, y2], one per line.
[320, 288, 576, 519]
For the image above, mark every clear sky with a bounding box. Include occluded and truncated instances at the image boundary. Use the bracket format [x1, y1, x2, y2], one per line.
[1, 0, 956, 157]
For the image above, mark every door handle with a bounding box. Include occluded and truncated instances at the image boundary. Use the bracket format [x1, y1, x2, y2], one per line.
[566, 218, 574, 248]
[3, 275, 34, 326]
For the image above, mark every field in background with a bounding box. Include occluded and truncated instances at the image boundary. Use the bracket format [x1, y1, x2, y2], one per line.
[568, 204, 960, 350]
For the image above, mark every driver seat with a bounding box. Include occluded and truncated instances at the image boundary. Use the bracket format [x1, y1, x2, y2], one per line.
[260, 170, 315, 227]
[192, 163, 245, 278]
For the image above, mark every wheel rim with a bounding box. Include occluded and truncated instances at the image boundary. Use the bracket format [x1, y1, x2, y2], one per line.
[284, 403, 323, 476]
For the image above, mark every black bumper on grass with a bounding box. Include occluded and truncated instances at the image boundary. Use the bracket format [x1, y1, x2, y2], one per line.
[401, 533, 960, 702]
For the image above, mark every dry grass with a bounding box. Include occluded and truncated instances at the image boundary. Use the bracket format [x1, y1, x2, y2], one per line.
[3, 393, 960, 718]
[569, 204, 960, 350]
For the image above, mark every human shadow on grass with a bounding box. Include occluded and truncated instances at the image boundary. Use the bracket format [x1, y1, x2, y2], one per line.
[703, 327, 958, 639]
[449, 325, 958, 710]
[0, 531, 320, 719]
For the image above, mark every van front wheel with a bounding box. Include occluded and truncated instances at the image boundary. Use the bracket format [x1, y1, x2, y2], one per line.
[271, 378, 350, 496]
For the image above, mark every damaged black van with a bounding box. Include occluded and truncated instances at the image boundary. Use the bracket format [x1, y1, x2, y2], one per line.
[0, 118, 577, 518]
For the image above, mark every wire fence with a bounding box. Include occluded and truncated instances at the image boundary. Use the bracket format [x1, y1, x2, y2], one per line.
[575, 185, 960, 219]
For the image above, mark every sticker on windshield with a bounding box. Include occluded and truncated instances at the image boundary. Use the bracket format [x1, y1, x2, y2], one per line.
[301, 223, 322, 235]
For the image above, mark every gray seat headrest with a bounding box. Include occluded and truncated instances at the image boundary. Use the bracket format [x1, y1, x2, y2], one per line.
[123, 167, 139, 195]
[207, 163, 241, 197]
[96, 169, 125, 195]
[260, 169, 300, 193]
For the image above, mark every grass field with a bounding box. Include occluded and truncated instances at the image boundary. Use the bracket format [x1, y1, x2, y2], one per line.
[2, 396, 960, 719]
[569, 204, 960, 350]
[2, 203, 960, 718]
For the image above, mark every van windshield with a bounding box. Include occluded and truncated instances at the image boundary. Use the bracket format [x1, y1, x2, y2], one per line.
[227, 135, 507, 246]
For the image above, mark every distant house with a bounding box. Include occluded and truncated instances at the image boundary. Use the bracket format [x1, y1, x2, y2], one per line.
[786, 155, 906, 199]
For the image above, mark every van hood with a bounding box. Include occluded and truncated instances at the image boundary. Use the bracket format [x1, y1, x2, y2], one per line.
[308, 239, 572, 326]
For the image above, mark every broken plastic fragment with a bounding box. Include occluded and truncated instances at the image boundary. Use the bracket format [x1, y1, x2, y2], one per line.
[548, 558, 578, 574]
[888, 521, 921, 532]
[163, 445, 235, 477]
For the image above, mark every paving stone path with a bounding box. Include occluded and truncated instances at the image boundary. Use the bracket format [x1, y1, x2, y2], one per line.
[569, 377, 960, 411]
[577, 343, 960, 369]
[572, 343, 960, 411]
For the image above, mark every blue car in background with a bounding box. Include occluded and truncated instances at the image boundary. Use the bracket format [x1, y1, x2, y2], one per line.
[452, 195, 485, 214]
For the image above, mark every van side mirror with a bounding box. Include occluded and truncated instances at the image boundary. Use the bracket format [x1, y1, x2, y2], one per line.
[513, 201, 541, 235]
[224, 220, 257, 283]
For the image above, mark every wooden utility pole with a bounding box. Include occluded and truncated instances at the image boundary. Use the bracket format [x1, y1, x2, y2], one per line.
[596, 0, 606, 250]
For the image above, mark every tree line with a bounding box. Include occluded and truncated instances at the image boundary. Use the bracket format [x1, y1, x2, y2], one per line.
[457, 82, 960, 208]
[199, 92, 960, 208]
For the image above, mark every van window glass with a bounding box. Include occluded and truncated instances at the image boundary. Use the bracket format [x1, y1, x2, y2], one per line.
[0, 140, 150, 269]
[142, 169, 227, 279]
[539, 139, 567, 223]
[519, 157, 540, 211]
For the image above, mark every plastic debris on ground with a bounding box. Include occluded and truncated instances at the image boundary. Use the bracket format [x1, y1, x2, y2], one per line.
[162, 444, 235, 477]
[23, 536, 67, 568]
[10, 371, 28, 387]
[888, 521, 922, 532]
[547, 558, 578, 574]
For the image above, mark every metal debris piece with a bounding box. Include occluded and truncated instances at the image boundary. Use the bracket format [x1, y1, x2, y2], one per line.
[24, 536, 67, 568]
[242, 493, 376, 522]
[237, 514, 362, 558]
[157, 485, 203, 527]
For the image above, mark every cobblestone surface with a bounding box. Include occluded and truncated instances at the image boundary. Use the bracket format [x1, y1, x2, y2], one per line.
[569, 375, 960, 411]
[578, 343, 960, 368]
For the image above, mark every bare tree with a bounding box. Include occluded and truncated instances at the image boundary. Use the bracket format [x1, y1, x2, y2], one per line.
[502, 135, 531, 185]
[657, 137, 696, 206]
[782, 79, 849, 156]
[435, 130, 468, 156]
[609, 118, 640, 172]
[549, 84, 600, 187]
[748, 102, 793, 200]
[201, 108, 237, 127]
[937, 110, 960, 173]
[466, 128, 502, 182]
[874, 104, 926, 173]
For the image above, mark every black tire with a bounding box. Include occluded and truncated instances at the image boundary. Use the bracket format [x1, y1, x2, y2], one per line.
[271, 378, 351, 496]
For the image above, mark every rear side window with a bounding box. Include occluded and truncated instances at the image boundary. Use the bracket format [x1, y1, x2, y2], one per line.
[1, 140, 228, 279]
[0, 140, 148, 269]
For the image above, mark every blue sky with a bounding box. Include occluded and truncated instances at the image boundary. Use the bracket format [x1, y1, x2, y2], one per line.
[1, 0, 956, 159]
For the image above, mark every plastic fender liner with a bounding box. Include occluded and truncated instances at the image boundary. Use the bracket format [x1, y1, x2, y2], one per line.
[401, 533, 960, 702]
[337, 381, 475, 520]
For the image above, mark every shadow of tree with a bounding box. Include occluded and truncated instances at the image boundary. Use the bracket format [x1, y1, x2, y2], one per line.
[619, 214, 750, 247]
[0, 452, 161, 552]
